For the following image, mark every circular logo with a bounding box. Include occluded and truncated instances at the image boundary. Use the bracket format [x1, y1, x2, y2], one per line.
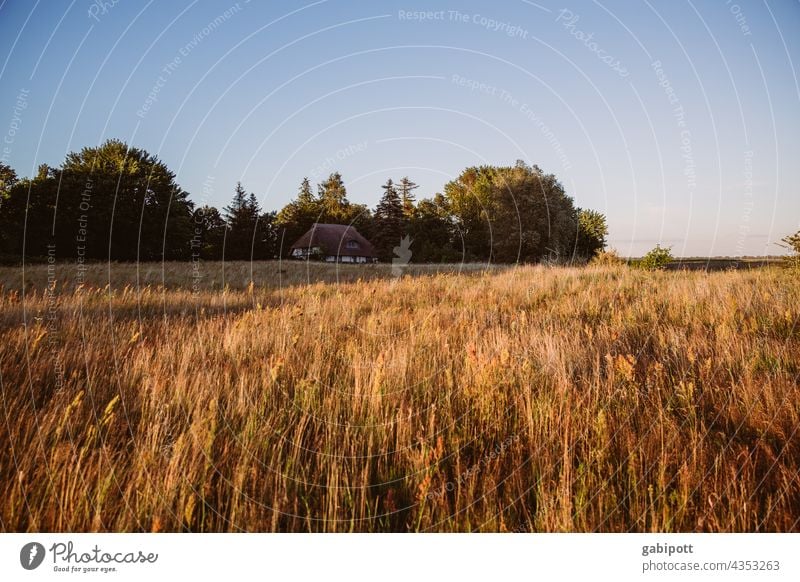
[20, 542, 46, 570]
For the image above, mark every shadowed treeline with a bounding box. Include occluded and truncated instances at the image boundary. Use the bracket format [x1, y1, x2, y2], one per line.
[0, 144, 608, 266]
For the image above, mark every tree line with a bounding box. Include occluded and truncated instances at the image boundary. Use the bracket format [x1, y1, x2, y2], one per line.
[0, 140, 607, 263]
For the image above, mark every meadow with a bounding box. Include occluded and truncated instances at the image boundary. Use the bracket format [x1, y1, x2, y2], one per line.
[0, 261, 797, 532]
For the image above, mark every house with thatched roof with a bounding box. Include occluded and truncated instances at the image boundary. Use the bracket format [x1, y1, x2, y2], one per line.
[290, 223, 377, 263]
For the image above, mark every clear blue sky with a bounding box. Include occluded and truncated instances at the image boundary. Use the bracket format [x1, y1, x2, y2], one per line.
[1, 0, 798, 256]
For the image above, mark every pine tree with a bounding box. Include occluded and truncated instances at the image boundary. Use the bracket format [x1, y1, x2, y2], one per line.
[223, 182, 262, 260]
[254, 210, 278, 260]
[275, 178, 323, 257]
[397, 176, 418, 219]
[373, 179, 405, 261]
[314, 172, 371, 233]
[297, 177, 315, 206]
[318, 172, 348, 222]
[247, 192, 261, 222]
[224, 182, 248, 223]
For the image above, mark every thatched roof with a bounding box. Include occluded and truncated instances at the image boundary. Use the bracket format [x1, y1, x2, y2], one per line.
[291, 223, 377, 258]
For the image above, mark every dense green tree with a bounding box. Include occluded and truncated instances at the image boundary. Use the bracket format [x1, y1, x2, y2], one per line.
[317, 172, 371, 229]
[317, 172, 348, 222]
[0, 162, 17, 200]
[0, 165, 58, 258]
[61, 140, 194, 261]
[0, 163, 16, 254]
[0, 140, 193, 261]
[576, 209, 608, 260]
[443, 162, 579, 263]
[275, 178, 321, 257]
[223, 182, 275, 260]
[255, 210, 279, 260]
[191, 205, 226, 260]
[408, 194, 457, 262]
[0, 162, 20, 254]
[443, 166, 496, 260]
[35, 163, 50, 181]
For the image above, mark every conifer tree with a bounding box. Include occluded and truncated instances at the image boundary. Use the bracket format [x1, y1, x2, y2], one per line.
[318, 172, 349, 223]
[373, 178, 405, 261]
[275, 178, 322, 256]
[397, 176, 418, 219]
[224, 182, 264, 260]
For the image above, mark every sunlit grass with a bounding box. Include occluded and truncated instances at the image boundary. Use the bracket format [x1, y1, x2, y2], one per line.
[0, 261, 797, 531]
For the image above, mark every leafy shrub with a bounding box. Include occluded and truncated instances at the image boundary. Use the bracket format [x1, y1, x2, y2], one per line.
[639, 244, 673, 271]
[591, 248, 625, 266]
[577, 209, 609, 260]
[781, 230, 800, 268]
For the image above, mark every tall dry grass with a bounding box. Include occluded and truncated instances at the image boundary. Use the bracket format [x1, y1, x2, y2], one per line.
[0, 261, 797, 532]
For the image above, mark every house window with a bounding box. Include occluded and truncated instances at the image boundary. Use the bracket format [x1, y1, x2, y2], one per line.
[345, 240, 359, 250]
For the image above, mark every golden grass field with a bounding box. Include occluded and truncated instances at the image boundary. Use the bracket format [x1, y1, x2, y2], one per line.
[0, 261, 798, 532]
